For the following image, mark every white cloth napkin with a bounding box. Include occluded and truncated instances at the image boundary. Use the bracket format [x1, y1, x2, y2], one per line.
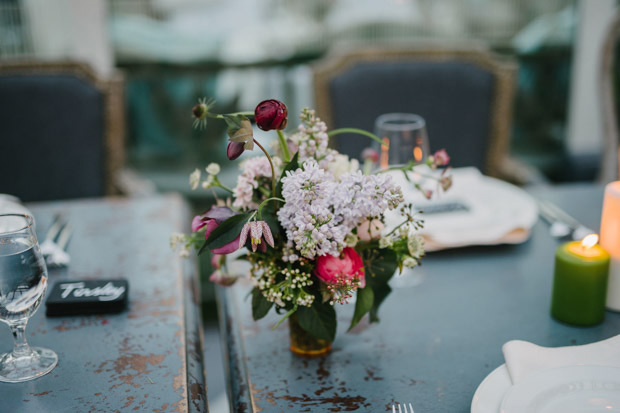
[384, 167, 538, 250]
[502, 334, 620, 384]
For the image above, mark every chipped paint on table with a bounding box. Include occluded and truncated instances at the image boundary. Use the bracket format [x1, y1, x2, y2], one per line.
[218, 185, 620, 412]
[0, 195, 207, 412]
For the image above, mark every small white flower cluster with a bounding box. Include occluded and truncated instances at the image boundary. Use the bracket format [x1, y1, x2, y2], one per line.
[289, 108, 337, 169]
[277, 160, 404, 259]
[189, 163, 222, 190]
[170, 232, 191, 258]
[250, 258, 314, 307]
[233, 157, 281, 210]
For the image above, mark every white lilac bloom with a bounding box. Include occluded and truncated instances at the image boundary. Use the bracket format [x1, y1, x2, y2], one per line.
[278, 159, 404, 259]
[233, 157, 281, 210]
[288, 108, 337, 169]
[277, 159, 346, 259]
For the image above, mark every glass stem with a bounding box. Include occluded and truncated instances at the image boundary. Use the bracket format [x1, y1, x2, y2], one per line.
[9, 321, 32, 357]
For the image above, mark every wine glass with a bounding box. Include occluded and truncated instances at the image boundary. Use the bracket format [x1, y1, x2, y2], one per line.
[374, 113, 430, 168]
[0, 214, 57, 382]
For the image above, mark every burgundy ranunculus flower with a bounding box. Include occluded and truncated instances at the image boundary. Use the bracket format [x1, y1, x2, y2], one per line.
[227, 141, 246, 160]
[192, 206, 241, 254]
[254, 99, 288, 131]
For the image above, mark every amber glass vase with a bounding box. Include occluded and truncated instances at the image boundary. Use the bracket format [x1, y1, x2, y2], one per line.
[288, 314, 332, 357]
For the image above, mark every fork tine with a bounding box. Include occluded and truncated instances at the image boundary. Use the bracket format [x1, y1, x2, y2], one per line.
[392, 405, 396, 413]
[409, 403, 415, 413]
[398, 403, 402, 413]
[44, 214, 63, 242]
[56, 223, 72, 250]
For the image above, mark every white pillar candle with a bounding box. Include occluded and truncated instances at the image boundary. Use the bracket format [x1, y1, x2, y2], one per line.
[600, 181, 620, 311]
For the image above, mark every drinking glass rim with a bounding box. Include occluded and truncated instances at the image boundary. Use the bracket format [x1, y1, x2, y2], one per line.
[375, 113, 426, 131]
[0, 214, 34, 235]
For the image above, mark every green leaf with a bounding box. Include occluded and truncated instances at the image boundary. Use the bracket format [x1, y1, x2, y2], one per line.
[222, 114, 245, 130]
[348, 287, 374, 331]
[225, 116, 253, 143]
[260, 202, 282, 238]
[275, 152, 299, 198]
[199, 213, 252, 256]
[251, 288, 273, 320]
[296, 300, 337, 342]
[365, 249, 398, 322]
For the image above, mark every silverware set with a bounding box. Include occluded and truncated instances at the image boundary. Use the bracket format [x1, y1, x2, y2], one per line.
[40, 215, 72, 268]
[392, 402, 415, 413]
[538, 200, 595, 241]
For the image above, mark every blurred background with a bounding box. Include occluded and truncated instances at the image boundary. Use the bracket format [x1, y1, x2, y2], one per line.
[0, 0, 618, 410]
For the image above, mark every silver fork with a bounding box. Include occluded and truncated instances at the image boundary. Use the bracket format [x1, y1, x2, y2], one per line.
[392, 402, 415, 413]
[538, 200, 595, 241]
[40, 216, 72, 267]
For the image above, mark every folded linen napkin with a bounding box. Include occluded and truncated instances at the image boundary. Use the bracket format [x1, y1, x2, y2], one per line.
[502, 334, 620, 385]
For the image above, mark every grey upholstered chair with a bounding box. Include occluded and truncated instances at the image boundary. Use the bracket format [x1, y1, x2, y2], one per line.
[0, 62, 125, 202]
[313, 48, 519, 180]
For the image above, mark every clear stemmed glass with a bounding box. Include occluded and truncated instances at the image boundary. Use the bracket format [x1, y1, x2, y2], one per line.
[0, 214, 57, 382]
[374, 113, 430, 168]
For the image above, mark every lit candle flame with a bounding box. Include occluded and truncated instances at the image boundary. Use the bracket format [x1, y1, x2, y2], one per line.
[413, 147, 423, 162]
[581, 234, 599, 249]
[380, 137, 389, 169]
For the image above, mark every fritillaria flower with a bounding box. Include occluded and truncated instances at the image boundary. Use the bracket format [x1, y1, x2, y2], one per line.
[361, 147, 379, 163]
[239, 220, 275, 252]
[254, 99, 288, 131]
[430, 149, 450, 167]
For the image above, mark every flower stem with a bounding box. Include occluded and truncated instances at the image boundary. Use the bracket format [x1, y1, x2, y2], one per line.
[276, 130, 291, 162]
[213, 177, 234, 193]
[327, 128, 386, 147]
[257, 197, 285, 219]
[253, 138, 276, 196]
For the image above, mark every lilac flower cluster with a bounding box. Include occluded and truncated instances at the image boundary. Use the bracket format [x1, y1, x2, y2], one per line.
[277, 159, 403, 259]
[233, 156, 281, 210]
[288, 108, 337, 169]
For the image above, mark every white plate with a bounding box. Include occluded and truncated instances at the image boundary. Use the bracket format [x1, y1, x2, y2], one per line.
[471, 364, 512, 413]
[500, 365, 620, 413]
[386, 168, 538, 251]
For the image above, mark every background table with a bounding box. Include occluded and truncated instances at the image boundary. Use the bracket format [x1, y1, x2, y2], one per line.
[0, 195, 207, 412]
[217, 184, 620, 412]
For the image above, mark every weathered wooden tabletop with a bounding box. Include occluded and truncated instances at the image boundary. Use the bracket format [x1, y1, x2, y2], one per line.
[218, 184, 620, 412]
[0, 194, 207, 412]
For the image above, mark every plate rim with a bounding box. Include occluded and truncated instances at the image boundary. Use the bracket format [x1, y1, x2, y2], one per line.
[499, 364, 620, 413]
[471, 363, 512, 413]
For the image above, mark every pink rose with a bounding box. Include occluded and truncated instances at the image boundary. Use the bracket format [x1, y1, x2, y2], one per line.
[314, 247, 365, 288]
[192, 206, 241, 254]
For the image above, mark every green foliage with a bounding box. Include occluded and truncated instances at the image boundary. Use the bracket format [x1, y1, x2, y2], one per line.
[364, 249, 398, 322]
[348, 287, 374, 331]
[251, 288, 273, 321]
[296, 300, 337, 342]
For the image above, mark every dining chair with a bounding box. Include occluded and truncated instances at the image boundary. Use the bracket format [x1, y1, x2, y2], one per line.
[313, 47, 525, 181]
[599, 10, 620, 183]
[0, 61, 125, 201]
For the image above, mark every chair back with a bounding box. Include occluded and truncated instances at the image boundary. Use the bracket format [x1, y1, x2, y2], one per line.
[0, 62, 124, 201]
[313, 48, 516, 177]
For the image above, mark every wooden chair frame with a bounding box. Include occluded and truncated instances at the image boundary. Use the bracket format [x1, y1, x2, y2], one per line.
[0, 61, 125, 196]
[313, 47, 517, 178]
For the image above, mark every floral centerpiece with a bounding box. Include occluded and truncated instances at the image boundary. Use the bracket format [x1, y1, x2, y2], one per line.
[171, 99, 451, 356]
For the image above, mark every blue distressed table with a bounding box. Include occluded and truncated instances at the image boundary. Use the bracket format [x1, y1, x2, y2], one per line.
[0, 194, 207, 412]
[217, 184, 620, 412]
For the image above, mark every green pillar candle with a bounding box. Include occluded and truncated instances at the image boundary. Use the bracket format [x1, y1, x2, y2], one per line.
[551, 236, 610, 326]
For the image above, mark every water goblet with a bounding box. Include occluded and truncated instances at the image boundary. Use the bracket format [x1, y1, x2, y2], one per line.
[0, 213, 57, 382]
[374, 113, 430, 168]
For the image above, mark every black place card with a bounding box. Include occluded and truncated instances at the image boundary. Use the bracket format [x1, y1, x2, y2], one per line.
[46, 279, 128, 317]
